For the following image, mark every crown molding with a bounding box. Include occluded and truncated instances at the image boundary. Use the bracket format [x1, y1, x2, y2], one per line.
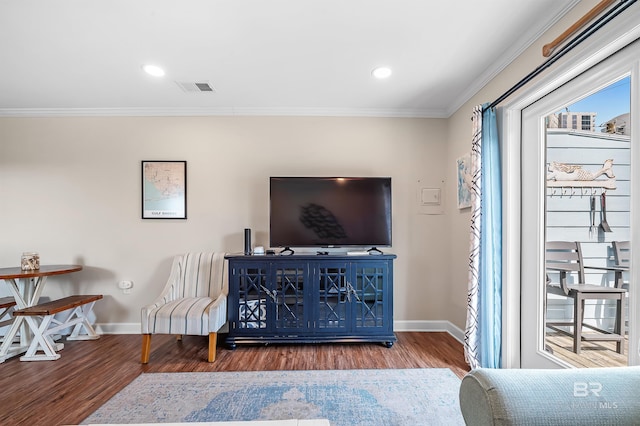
[444, 0, 581, 117]
[0, 106, 448, 119]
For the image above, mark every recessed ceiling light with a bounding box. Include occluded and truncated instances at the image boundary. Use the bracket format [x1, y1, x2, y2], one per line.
[142, 64, 165, 77]
[372, 67, 392, 79]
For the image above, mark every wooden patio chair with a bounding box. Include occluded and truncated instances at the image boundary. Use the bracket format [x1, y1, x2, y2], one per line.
[545, 241, 626, 354]
[613, 240, 630, 331]
[612, 240, 630, 290]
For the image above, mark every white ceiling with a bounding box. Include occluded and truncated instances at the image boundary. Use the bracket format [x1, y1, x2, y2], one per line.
[0, 0, 581, 118]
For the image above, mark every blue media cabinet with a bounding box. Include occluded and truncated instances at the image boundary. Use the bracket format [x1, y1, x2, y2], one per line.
[225, 254, 396, 348]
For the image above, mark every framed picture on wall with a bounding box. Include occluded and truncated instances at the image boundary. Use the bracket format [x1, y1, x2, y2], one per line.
[141, 160, 187, 219]
[457, 153, 472, 209]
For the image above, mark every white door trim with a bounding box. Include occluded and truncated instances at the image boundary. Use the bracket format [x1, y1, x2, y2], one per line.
[499, 4, 640, 368]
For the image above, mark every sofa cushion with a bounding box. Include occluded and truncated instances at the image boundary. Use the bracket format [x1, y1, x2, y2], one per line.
[459, 366, 640, 425]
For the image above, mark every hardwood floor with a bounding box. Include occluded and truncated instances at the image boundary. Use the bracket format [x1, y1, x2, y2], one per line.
[0, 332, 469, 426]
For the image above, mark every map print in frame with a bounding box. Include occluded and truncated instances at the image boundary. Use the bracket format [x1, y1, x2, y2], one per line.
[142, 161, 187, 219]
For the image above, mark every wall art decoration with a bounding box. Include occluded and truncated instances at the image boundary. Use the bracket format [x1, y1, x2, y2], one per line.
[141, 160, 187, 219]
[457, 153, 472, 209]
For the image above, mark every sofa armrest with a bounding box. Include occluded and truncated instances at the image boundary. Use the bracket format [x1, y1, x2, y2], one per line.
[459, 367, 640, 425]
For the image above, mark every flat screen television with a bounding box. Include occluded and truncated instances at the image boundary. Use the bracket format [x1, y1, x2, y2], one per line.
[269, 177, 392, 248]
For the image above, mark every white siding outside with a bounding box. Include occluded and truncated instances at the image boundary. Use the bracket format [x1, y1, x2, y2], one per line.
[546, 129, 630, 331]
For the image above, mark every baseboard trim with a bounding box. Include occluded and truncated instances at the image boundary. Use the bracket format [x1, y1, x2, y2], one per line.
[96, 320, 465, 343]
[393, 320, 464, 343]
[95, 323, 140, 335]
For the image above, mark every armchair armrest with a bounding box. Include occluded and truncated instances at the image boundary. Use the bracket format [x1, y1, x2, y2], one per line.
[546, 265, 575, 295]
[584, 265, 629, 289]
[141, 256, 184, 326]
[206, 292, 228, 331]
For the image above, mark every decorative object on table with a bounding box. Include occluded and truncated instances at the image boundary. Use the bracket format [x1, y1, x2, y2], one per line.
[141, 160, 187, 219]
[82, 368, 464, 425]
[457, 152, 472, 209]
[546, 159, 616, 190]
[20, 252, 39, 271]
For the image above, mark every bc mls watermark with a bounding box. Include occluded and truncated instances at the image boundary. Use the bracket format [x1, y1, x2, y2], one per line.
[571, 381, 619, 410]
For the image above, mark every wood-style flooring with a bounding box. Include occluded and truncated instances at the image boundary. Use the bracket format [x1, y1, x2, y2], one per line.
[545, 332, 628, 368]
[0, 332, 470, 426]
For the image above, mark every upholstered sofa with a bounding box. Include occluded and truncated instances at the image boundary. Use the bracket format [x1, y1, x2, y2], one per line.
[459, 366, 640, 425]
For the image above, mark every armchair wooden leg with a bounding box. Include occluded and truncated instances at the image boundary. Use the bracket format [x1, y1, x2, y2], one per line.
[141, 334, 152, 364]
[208, 332, 217, 363]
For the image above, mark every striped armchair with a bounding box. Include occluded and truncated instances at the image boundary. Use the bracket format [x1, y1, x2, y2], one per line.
[141, 252, 228, 363]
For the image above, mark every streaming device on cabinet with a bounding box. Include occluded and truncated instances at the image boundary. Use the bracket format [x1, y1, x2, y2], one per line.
[243, 228, 251, 255]
[347, 251, 369, 256]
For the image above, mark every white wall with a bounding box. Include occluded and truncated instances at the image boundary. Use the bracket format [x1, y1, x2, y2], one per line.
[0, 115, 450, 331]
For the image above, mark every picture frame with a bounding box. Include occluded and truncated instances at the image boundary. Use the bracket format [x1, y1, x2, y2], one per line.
[141, 160, 187, 219]
[456, 153, 472, 209]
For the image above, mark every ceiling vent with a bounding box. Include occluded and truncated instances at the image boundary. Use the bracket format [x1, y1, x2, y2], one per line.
[175, 81, 216, 93]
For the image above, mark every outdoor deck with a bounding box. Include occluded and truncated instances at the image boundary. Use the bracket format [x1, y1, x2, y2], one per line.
[546, 331, 628, 368]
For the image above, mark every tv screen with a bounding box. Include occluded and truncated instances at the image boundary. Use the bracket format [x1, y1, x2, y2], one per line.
[269, 177, 392, 248]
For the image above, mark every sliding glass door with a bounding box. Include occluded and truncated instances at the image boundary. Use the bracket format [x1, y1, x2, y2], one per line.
[520, 39, 639, 368]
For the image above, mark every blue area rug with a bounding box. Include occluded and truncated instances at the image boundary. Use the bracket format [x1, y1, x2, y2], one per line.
[83, 369, 464, 425]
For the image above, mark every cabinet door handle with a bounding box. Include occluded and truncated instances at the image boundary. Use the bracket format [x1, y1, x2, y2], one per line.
[346, 282, 361, 302]
[260, 285, 277, 302]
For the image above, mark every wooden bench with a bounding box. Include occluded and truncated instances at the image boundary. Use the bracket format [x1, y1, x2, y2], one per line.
[0, 297, 17, 329]
[13, 294, 103, 361]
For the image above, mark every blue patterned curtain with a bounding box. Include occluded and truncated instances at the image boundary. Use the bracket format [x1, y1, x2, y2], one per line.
[464, 104, 502, 369]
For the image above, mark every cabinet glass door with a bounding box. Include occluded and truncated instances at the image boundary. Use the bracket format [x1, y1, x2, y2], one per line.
[316, 263, 349, 332]
[351, 262, 388, 330]
[273, 264, 307, 332]
[235, 263, 269, 330]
